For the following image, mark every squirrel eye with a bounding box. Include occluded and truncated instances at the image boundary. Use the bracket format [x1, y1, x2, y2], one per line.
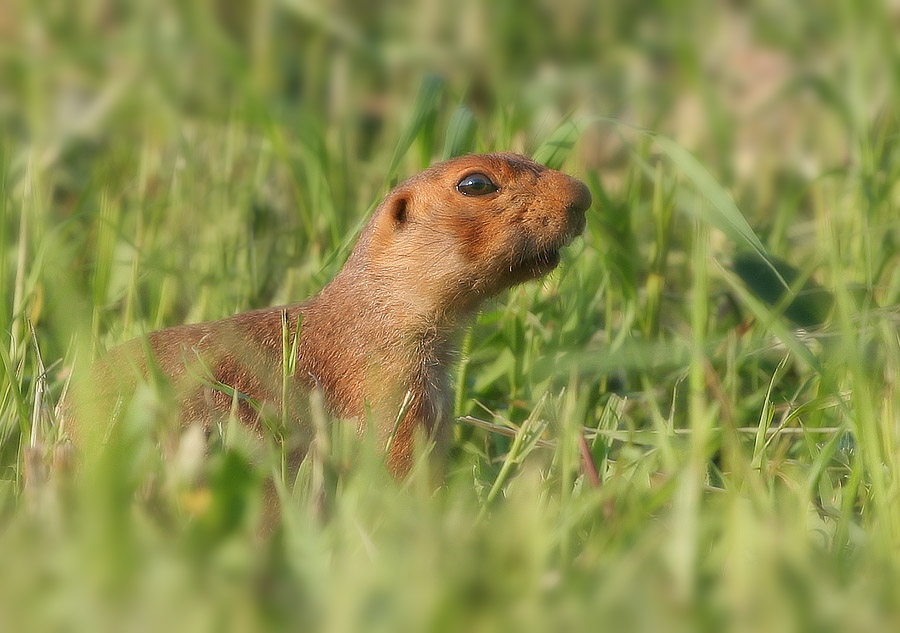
[457, 173, 499, 196]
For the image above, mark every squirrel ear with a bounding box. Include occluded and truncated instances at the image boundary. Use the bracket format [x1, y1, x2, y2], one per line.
[372, 191, 412, 242]
[387, 194, 410, 230]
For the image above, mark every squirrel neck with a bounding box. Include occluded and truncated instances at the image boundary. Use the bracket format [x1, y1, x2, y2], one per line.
[299, 268, 468, 424]
[317, 256, 480, 342]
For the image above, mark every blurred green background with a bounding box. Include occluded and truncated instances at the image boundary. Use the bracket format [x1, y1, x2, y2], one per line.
[2, 1, 900, 631]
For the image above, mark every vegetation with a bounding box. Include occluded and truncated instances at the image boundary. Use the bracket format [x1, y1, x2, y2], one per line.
[1, 1, 900, 630]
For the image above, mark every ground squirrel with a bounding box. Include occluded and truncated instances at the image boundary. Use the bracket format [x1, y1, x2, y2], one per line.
[88, 153, 592, 476]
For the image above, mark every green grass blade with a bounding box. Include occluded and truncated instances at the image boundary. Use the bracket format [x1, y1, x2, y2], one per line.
[653, 134, 786, 287]
[387, 73, 444, 177]
[532, 119, 581, 169]
[442, 106, 478, 160]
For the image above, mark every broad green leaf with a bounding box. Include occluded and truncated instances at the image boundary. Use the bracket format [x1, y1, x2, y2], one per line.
[720, 265, 823, 373]
[733, 251, 834, 328]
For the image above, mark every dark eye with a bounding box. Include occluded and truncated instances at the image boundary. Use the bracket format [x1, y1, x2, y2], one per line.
[457, 173, 499, 196]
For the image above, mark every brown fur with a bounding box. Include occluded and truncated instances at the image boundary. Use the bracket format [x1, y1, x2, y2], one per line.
[88, 153, 592, 475]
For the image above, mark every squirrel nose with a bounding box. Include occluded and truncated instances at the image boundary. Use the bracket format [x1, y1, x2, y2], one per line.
[566, 176, 592, 217]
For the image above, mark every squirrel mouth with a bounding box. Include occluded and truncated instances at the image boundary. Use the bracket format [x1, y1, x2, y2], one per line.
[513, 244, 564, 279]
[509, 223, 583, 280]
[522, 248, 561, 274]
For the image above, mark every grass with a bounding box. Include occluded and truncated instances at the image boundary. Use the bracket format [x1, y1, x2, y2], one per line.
[2, 0, 900, 630]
